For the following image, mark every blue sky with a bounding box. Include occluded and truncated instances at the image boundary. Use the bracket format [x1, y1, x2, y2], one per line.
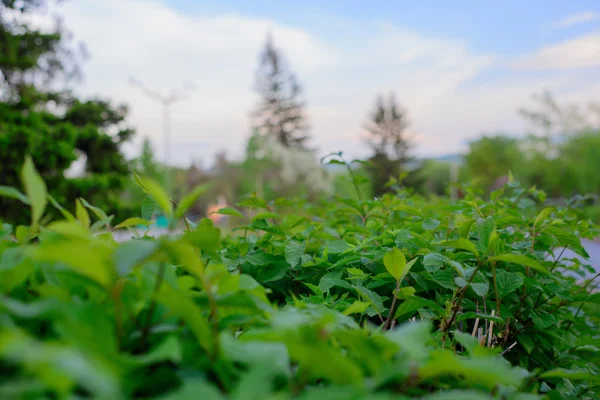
[171, 0, 600, 52]
[43, 0, 600, 167]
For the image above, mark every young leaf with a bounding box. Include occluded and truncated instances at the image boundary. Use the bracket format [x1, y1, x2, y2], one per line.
[47, 194, 75, 221]
[342, 301, 370, 315]
[0, 185, 29, 205]
[21, 156, 47, 228]
[114, 218, 151, 230]
[214, 207, 245, 220]
[383, 248, 406, 281]
[533, 207, 555, 229]
[79, 198, 109, 222]
[175, 183, 212, 220]
[76, 199, 91, 229]
[141, 196, 158, 220]
[134, 172, 172, 217]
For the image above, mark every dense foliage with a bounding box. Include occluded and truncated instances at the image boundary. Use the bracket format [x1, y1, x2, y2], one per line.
[0, 157, 599, 399]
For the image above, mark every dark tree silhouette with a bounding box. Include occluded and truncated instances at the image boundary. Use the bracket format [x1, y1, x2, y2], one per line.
[252, 33, 309, 149]
[364, 92, 419, 195]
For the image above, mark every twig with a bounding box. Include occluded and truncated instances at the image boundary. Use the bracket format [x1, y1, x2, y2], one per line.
[443, 265, 482, 332]
[487, 310, 496, 348]
[501, 342, 517, 356]
[471, 318, 480, 337]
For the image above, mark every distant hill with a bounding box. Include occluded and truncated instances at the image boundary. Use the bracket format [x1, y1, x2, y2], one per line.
[430, 154, 463, 164]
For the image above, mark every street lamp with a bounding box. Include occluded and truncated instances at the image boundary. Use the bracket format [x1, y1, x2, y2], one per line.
[129, 77, 195, 195]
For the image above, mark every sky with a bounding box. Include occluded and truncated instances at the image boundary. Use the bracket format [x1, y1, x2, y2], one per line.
[36, 0, 600, 167]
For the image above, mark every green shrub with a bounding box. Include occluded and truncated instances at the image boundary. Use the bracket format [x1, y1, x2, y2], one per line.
[0, 158, 599, 399]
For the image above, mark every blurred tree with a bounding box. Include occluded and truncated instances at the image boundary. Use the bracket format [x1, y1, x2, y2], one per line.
[364, 92, 420, 196]
[463, 135, 525, 191]
[252, 33, 309, 149]
[0, 0, 134, 223]
[419, 160, 452, 196]
[519, 91, 600, 138]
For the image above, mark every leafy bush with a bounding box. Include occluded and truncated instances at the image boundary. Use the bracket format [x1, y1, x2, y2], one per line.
[0, 157, 599, 399]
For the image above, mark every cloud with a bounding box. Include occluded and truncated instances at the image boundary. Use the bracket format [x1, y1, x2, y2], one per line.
[32, 0, 600, 167]
[554, 11, 600, 30]
[512, 33, 600, 70]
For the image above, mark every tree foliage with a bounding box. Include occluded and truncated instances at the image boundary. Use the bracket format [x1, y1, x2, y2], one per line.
[364, 92, 420, 196]
[252, 33, 309, 149]
[0, 0, 134, 223]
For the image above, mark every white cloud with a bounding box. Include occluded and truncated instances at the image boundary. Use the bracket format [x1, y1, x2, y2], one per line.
[32, 0, 599, 168]
[513, 33, 600, 70]
[554, 11, 600, 30]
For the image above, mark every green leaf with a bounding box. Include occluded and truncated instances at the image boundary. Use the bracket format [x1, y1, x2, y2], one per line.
[47, 194, 75, 221]
[135, 171, 172, 217]
[533, 207, 555, 229]
[422, 218, 440, 230]
[469, 282, 489, 297]
[30, 242, 111, 286]
[391, 204, 423, 216]
[394, 296, 445, 318]
[114, 217, 151, 230]
[342, 301, 370, 315]
[15, 226, 31, 244]
[141, 196, 158, 220]
[160, 379, 225, 400]
[476, 216, 495, 252]
[285, 241, 305, 269]
[422, 390, 494, 400]
[157, 287, 212, 353]
[490, 254, 548, 275]
[214, 207, 245, 220]
[444, 238, 479, 256]
[496, 271, 524, 298]
[175, 183, 212, 220]
[540, 368, 600, 382]
[518, 334, 534, 354]
[250, 212, 280, 222]
[0, 186, 29, 205]
[114, 240, 158, 276]
[79, 198, 109, 222]
[21, 156, 47, 229]
[383, 248, 406, 281]
[184, 218, 221, 255]
[394, 286, 416, 299]
[531, 312, 557, 329]
[75, 199, 90, 229]
[354, 285, 384, 314]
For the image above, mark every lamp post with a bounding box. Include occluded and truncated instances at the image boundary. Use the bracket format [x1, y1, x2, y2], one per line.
[129, 78, 195, 195]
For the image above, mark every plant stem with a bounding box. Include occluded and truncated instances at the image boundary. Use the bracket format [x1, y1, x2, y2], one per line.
[140, 262, 166, 350]
[491, 261, 500, 316]
[444, 265, 481, 332]
[384, 278, 401, 330]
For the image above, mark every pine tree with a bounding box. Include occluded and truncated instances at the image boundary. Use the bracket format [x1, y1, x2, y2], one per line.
[364, 92, 420, 195]
[252, 33, 309, 149]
